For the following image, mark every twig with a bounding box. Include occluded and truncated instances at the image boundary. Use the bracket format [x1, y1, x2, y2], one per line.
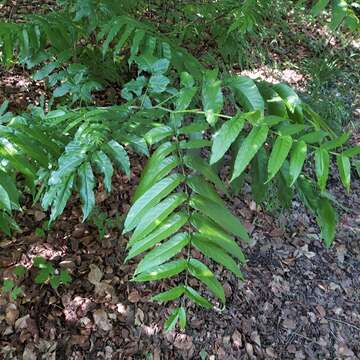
[325, 317, 360, 332]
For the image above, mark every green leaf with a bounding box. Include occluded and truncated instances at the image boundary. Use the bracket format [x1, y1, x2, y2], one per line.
[178, 123, 209, 135]
[315, 148, 330, 192]
[210, 112, 245, 164]
[133, 259, 187, 282]
[48, 144, 85, 186]
[149, 74, 170, 93]
[225, 76, 264, 113]
[135, 233, 189, 275]
[53, 83, 71, 98]
[192, 234, 244, 279]
[278, 123, 308, 136]
[322, 133, 349, 151]
[272, 83, 302, 116]
[35, 269, 50, 284]
[189, 194, 249, 242]
[296, 177, 320, 214]
[354, 159, 360, 178]
[164, 307, 179, 332]
[184, 155, 228, 196]
[50, 174, 75, 222]
[78, 162, 95, 221]
[0, 184, 11, 212]
[132, 142, 177, 202]
[190, 213, 246, 263]
[2, 279, 14, 292]
[188, 258, 225, 304]
[171, 87, 198, 127]
[263, 116, 287, 127]
[14, 265, 26, 277]
[126, 211, 188, 258]
[336, 154, 351, 192]
[129, 29, 145, 63]
[179, 139, 212, 150]
[184, 286, 212, 309]
[289, 140, 307, 186]
[0, 126, 50, 168]
[311, 0, 330, 16]
[178, 306, 186, 331]
[267, 135, 293, 182]
[250, 148, 268, 203]
[257, 82, 287, 117]
[33, 62, 58, 81]
[0, 146, 36, 182]
[103, 140, 130, 176]
[180, 72, 195, 88]
[330, 0, 347, 30]
[33, 256, 48, 268]
[276, 166, 293, 208]
[123, 133, 149, 157]
[186, 175, 223, 206]
[124, 174, 185, 233]
[113, 23, 134, 57]
[299, 131, 327, 144]
[102, 19, 122, 56]
[50, 276, 61, 289]
[144, 125, 173, 145]
[317, 198, 337, 247]
[10, 287, 22, 300]
[59, 269, 72, 284]
[0, 100, 9, 116]
[92, 150, 113, 193]
[152, 286, 185, 302]
[343, 146, 360, 157]
[231, 125, 269, 181]
[134, 156, 180, 204]
[202, 69, 223, 126]
[130, 193, 187, 244]
[0, 211, 19, 235]
[151, 58, 170, 74]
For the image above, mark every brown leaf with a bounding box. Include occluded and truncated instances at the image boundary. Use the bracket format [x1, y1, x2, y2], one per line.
[283, 318, 297, 330]
[232, 330, 242, 348]
[316, 305, 326, 318]
[23, 344, 37, 360]
[5, 303, 19, 326]
[88, 264, 103, 285]
[15, 314, 30, 331]
[266, 347, 277, 358]
[128, 290, 141, 303]
[93, 308, 112, 332]
[134, 308, 144, 326]
[173, 334, 194, 351]
[34, 210, 46, 221]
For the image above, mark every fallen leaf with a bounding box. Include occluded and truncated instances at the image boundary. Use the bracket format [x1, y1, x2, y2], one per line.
[134, 308, 144, 326]
[5, 304, 19, 326]
[15, 315, 30, 331]
[128, 290, 141, 303]
[34, 210, 46, 221]
[174, 334, 194, 351]
[93, 308, 112, 331]
[232, 330, 242, 348]
[283, 318, 297, 330]
[88, 264, 103, 285]
[23, 344, 36, 360]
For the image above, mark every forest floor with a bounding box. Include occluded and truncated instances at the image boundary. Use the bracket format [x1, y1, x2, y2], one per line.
[1, 2, 360, 360]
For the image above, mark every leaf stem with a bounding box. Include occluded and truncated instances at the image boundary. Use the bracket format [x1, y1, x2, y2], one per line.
[171, 119, 193, 307]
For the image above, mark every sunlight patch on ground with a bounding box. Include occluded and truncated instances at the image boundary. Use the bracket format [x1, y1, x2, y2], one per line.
[237, 66, 307, 91]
